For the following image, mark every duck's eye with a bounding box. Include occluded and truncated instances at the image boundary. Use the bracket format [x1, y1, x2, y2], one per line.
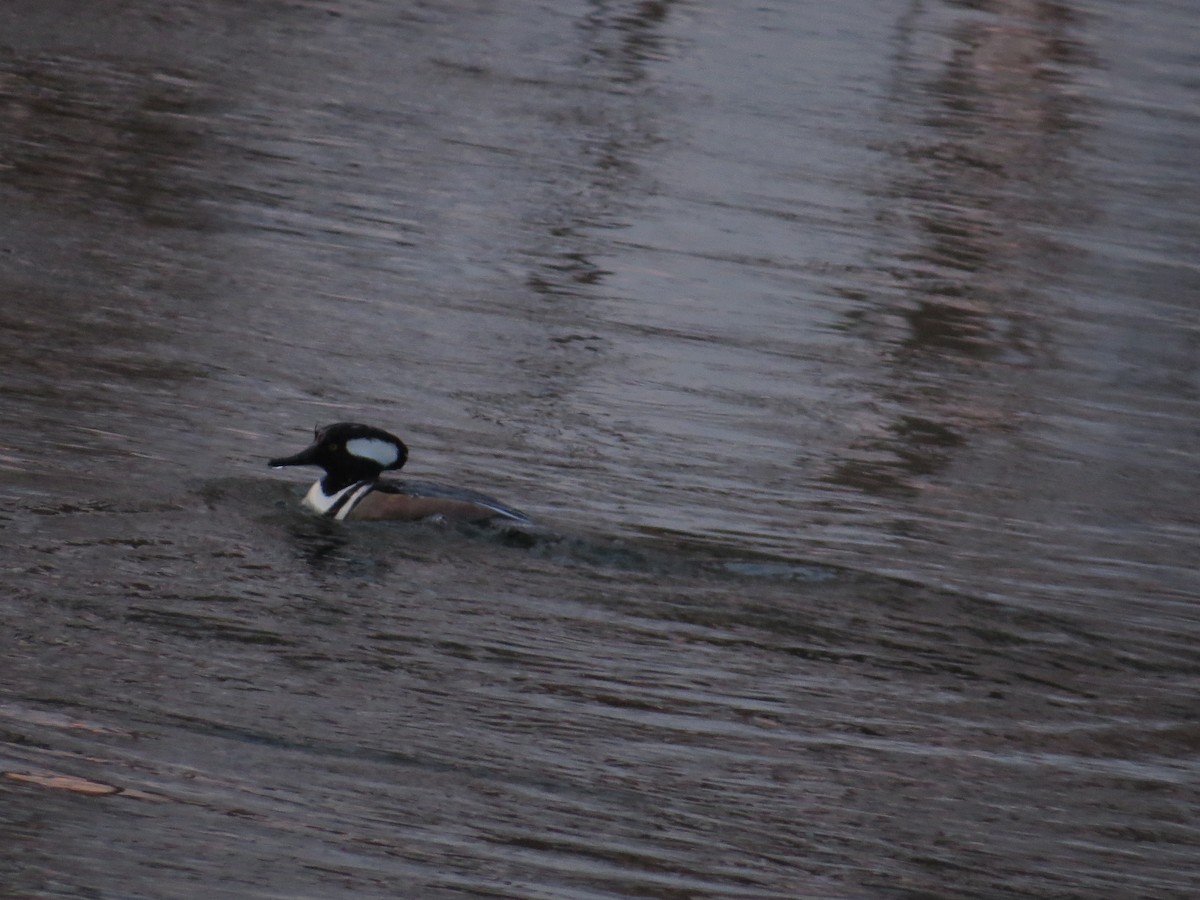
[329, 443, 342, 452]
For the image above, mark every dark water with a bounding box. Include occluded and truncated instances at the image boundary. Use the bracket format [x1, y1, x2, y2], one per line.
[2, 1, 1198, 897]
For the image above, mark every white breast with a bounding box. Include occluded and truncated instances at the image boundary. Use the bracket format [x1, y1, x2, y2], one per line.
[303, 480, 374, 519]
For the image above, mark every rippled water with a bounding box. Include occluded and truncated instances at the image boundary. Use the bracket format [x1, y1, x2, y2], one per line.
[2, 1, 1198, 897]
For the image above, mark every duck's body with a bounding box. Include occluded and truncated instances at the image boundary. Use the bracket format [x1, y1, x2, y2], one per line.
[270, 422, 531, 525]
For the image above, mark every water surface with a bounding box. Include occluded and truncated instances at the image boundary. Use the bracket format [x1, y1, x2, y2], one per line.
[2, 0, 1198, 897]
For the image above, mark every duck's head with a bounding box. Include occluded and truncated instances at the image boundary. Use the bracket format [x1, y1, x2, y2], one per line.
[269, 422, 408, 485]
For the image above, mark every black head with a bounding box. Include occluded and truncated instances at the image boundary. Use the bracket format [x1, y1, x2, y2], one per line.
[269, 422, 409, 487]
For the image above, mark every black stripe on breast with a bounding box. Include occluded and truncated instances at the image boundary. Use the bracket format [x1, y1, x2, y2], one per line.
[326, 481, 372, 519]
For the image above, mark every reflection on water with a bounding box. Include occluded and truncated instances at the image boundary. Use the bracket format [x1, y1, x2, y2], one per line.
[834, 1, 1090, 496]
[3, 0, 1199, 897]
[0, 55, 214, 229]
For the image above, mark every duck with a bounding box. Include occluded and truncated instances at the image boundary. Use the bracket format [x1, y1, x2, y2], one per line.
[268, 422, 532, 525]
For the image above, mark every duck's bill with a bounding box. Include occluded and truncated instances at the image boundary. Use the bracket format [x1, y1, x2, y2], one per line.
[268, 443, 319, 468]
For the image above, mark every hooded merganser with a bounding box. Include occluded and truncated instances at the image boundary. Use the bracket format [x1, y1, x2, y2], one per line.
[269, 422, 532, 525]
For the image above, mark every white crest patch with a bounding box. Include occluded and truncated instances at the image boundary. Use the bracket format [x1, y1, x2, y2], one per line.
[346, 437, 400, 468]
